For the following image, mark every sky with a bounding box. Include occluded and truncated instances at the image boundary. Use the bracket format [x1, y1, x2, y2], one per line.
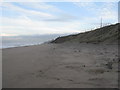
[0, 2, 118, 36]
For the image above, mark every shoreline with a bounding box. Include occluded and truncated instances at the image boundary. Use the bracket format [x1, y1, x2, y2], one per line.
[1, 42, 118, 50]
[1, 42, 46, 50]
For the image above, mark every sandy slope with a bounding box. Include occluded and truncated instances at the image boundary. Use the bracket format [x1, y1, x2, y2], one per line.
[2, 43, 118, 88]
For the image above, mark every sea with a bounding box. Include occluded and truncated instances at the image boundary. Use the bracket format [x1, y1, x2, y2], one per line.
[1, 34, 64, 49]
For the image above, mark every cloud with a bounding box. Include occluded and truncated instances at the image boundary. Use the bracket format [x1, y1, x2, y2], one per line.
[73, 2, 96, 8]
[1, 3, 55, 19]
[1, 0, 119, 2]
[0, 33, 17, 36]
[1, 2, 77, 22]
[17, 2, 61, 12]
[98, 2, 117, 21]
[1, 2, 118, 36]
[44, 14, 77, 22]
[1, 16, 81, 36]
[73, 2, 117, 23]
[0, 2, 81, 36]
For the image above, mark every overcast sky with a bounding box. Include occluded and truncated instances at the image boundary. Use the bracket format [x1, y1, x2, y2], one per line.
[0, 2, 118, 36]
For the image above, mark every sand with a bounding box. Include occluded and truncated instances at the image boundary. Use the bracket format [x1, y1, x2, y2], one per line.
[2, 43, 118, 88]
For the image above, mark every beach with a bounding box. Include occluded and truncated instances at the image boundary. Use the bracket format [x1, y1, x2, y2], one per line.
[1, 1, 119, 88]
[2, 42, 118, 88]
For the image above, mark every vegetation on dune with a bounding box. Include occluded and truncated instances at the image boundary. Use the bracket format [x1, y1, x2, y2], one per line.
[51, 23, 119, 44]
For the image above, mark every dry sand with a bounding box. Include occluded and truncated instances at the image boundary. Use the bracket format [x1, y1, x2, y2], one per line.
[2, 43, 118, 88]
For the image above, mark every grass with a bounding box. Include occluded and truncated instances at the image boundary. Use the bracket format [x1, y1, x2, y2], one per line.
[51, 23, 119, 44]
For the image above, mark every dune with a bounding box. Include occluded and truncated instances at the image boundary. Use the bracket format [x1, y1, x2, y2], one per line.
[51, 23, 119, 44]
